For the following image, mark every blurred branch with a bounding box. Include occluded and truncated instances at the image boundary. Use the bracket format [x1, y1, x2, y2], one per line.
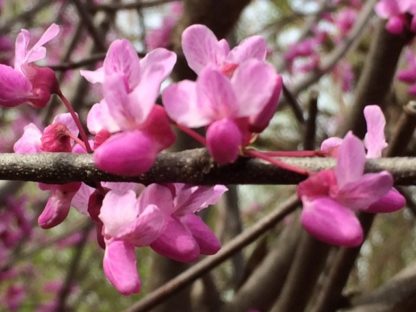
[90, 0, 179, 12]
[124, 195, 299, 312]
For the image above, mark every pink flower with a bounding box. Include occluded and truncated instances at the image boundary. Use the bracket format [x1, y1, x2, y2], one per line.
[0, 24, 60, 107]
[182, 24, 268, 75]
[145, 2, 183, 49]
[322, 105, 405, 214]
[375, 0, 416, 34]
[298, 132, 393, 247]
[81, 39, 176, 175]
[150, 183, 227, 262]
[397, 50, 416, 95]
[98, 185, 169, 295]
[163, 60, 280, 164]
[14, 113, 82, 228]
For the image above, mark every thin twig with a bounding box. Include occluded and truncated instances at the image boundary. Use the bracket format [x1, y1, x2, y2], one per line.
[90, 0, 179, 12]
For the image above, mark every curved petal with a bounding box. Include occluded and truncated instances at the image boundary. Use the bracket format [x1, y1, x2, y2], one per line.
[93, 130, 158, 176]
[25, 23, 60, 64]
[363, 105, 387, 158]
[180, 214, 221, 255]
[197, 67, 239, 119]
[137, 183, 174, 215]
[99, 190, 138, 238]
[38, 189, 75, 229]
[174, 184, 228, 215]
[162, 80, 211, 127]
[320, 137, 343, 156]
[336, 132, 366, 188]
[365, 187, 405, 213]
[206, 118, 242, 165]
[103, 240, 140, 295]
[14, 29, 30, 70]
[227, 35, 267, 63]
[80, 67, 105, 84]
[0, 64, 32, 107]
[182, 24, 226, 74]
[71, 183, 94, 215]
[232, 60, 277, 118]
[139, 48, 176, 85]
[337, 171, 393, 210]
[87, 101, 121, 134]
[300, 197, 363, 247]
[103, 39, 141, 88]
[151, 216, 200, 262]
[13, 123, 42, 154]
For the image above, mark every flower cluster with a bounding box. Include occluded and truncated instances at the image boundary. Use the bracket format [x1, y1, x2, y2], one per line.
[0, 20, 406, 296]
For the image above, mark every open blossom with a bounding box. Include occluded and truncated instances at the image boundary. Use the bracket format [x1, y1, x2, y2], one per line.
[163, 60, 280, 164]
[0, 24, 60, 108]
[375, 0, 416, 34]
[13, 113, 82, 228]
[182, 24, 268, 76]
[298, 132, 394, 247]
[150, 183, 227, 262]
[81, 39, 176, 175]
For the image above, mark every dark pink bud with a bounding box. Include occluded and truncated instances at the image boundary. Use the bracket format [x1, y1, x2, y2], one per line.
[94, 130, 158, 176]
[206, 118, 242, 165]
[25, 65, 59, 108]
[40, 123, 72, 152]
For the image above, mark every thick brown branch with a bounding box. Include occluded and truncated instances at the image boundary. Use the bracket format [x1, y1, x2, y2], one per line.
[2, 150, 416, 185]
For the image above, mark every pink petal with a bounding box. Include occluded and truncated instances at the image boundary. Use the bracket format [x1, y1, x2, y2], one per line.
[375, 0, 401, 18]
[365, 187, 405, 213]
[71, 183, 94, 215]
[197, 67, 239, 119]
[248, 75, 283, 132]
[397, 68, 416, 83]
[25, 23, 60, 64]
[80, 67, 105, 84]
[337, 171, 393, 210]
[13, 123, 42, 154]
[174, 184, 228, 215]
[103, 39, 141, 88]
[93, 130, 158, 176]
[139, 48, 176, 85]
[87, 100, 121, 134]
[99, 190, 138, 238]
[151, 216, 200, 262]
[182, 24, 226, 74]
[336, 132, 366, 188]
[386, 16, 406, 34]
[162, 80, 212, 127]
[0, 64, 32, 107]
[320, 137, 343, 156]
[363, 105, 387, 158]
[137, 183, 174, 215]
[300, 196, 363, 247]
[231, 60, 277, 118]
[227, 35, 267, 63]
[38, 189, 75, 229]
[103, 74, 135, 129]
[206, 118, 242, 165]
[181, 214, 221, 255]
[14, 29, 30, 70]
[103, 240, 140, 295]
[297, 169, 336, 199]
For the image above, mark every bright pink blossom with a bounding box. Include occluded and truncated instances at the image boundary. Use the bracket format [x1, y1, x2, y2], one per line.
[298, 132, 394, 247]
[0, 24, 59, 108]
[150, 183, 227, 262]
[14, 113, 82, 228]
[163, 60, 280, 164]
[98, 185, 170, 295]
[82, 39, 176, 175]
[182, 24, 268, 75]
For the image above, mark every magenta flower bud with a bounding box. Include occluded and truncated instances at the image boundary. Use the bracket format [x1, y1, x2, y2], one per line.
[386, 15, 405, 34]
[94, 130, 158, 176]
[40, 123, 72, 152]
[25, 66, 59, 108]
[206, 118, 242, 165]
[366, 188, 406, 213]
